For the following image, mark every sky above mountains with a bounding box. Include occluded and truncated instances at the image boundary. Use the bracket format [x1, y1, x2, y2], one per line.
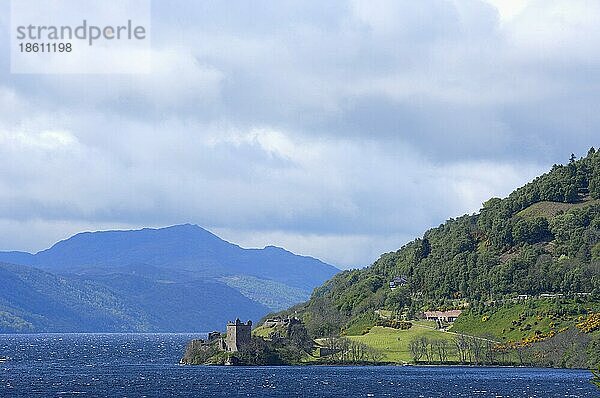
[1, 1, 599, 268]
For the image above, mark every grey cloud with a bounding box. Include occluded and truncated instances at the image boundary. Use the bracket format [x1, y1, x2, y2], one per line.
[0, 1, 597, 266]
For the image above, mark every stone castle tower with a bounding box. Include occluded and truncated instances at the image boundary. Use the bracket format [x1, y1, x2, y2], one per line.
[225, 318, 252, 352]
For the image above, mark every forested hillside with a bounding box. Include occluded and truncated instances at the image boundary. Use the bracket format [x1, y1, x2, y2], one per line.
[0, 261, 272, 333]
[275, 149, 600, 365]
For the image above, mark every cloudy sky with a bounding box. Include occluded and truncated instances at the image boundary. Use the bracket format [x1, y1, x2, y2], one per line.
[1, 0, 599, 268]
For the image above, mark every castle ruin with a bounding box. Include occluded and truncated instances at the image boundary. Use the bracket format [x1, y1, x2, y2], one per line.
[225, 318, 252, 352]
[185, 318, 253, 357]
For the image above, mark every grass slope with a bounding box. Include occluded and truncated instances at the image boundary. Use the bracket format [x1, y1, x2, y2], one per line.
[251, 324, 276, 338]
[517, 198, 600, 219]
[451, 298, 600, 343]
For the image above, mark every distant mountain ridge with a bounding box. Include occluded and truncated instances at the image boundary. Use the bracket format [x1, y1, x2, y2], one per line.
[0, 224, 338, 333]
[4, 224, 336, 290]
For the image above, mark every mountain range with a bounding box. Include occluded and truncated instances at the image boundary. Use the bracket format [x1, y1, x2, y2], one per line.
[0, 224, 338, 333]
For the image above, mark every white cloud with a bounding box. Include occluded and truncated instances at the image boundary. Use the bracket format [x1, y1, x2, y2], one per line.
[505, 0, 600, 62]
[0, 130, 78, 150]
[483, 0, 530, 22]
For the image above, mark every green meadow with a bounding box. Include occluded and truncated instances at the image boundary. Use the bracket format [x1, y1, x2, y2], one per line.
[346, 322, 457, 363]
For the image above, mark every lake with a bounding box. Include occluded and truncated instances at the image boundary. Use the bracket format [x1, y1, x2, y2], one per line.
[0, 333, 597, 397]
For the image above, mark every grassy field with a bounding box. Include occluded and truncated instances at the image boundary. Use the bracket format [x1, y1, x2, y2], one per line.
[346, 323, 457, 363]
[342, 313, 379, 336]
[251, 324, 273, 338]
[517, 198, 599, 220]
[451, 298, 600, 342]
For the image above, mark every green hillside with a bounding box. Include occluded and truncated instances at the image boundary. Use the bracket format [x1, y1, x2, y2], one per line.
[451, 298, 600, 341]
[271, 148, 600, 368]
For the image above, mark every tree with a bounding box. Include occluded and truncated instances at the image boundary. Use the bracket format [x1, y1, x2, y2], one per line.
[513, 217, 552, 245]
[513, 343, 529, 366]
[454, 335, 469, 363]
[592, 368, 600, 389]
[238, 337, 281, 365]
[414, 238, 431, 260]
[288, 322, 314, 352]
[590, 176, 600, 199]
[419, 337, 434, 363]
[409, 338, 424, 362]
[483, 339, 496, 364]
[321, 336, 382, 363]
[433, 340, 449, 363]
[592, 243, 600, 260]
[181, 342, 219, 365]
[469, 337, 484, 365]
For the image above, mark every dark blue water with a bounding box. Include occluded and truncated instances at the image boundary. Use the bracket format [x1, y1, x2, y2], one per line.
[0, 334, 597, 397]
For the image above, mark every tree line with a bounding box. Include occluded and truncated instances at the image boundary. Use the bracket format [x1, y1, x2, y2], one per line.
[408, 335, 502, 365]
[320, 336, 383, 363]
